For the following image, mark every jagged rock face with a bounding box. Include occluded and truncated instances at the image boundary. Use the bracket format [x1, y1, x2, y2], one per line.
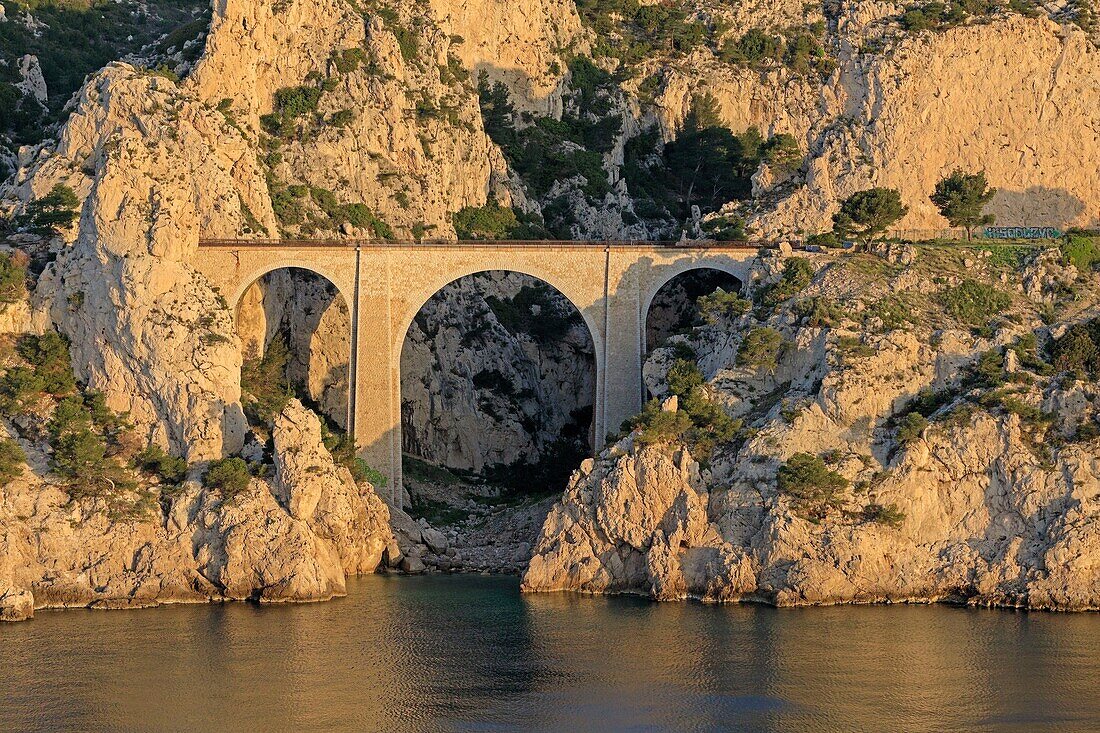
[524, 420, 1100, 609]
[191, 1, 498, 239]
[401, 272, 595, 474]
[236, 269, 351, 428]
[0, 400, 394, 622]
[525, 247, 1100, 609]
[425, 0, 583, 114]
[13, 65, 276, 459]
[761, 16, 1100, 235]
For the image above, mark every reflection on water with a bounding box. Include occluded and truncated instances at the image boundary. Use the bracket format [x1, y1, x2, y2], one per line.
[2, 575, 1097, 732]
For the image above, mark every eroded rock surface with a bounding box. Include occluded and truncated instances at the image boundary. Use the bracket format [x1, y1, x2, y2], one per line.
[0, 400, 394, 621]
[525, 248, 1100, 611]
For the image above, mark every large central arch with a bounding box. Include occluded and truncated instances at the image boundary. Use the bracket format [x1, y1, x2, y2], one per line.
[397, 269, 599, 500]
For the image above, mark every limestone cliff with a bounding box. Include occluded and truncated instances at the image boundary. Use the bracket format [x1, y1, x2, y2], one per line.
[0, 399, 394, 622]
[524, 244, 1100, 610]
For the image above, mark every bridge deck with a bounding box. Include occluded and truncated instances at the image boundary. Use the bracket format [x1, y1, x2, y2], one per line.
[197, 238, 771, 251]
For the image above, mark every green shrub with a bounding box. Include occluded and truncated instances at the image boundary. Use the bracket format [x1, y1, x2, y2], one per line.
[777, 452, 849, 520]
[761, 133, 801, 174]
[832, 188, 908, 243]
[631, 400, 693, 446]
[331, 47, 367, 74]
[0, 367, 45, 414]
[756, 258, 815, 308]
[895, 412, 929, 446]
[0, 438, 26, 486]
[343, 204, 392, 238]
[1051, 320, 1100, 377]
[15, 332, 76, 396]
[261, 85, 322, 137]
[134, 444, 188, 484]
[737, 327, 784, 372]
[792, 297, 844, 328]
[0, 251, 28, 305]
[666, 358, 704, 397]
[352, 460, 388, 487]
[322, 428, 387, 486]
[862, 502, 905, 528]
[835, 335, 876, 360]
[697, 289, 750, 324]
[968, 348, 1008, 388]
[16, 184, 79, 234]
[939, 279, 1011, 326]
[328, 109, 355, 128]
[241, 337, 292, 424]
[204, 457, 251, 496]
[1060, 236, 1100, 272]
[52, 428, 107, 480]
[453, 199, 519, 239]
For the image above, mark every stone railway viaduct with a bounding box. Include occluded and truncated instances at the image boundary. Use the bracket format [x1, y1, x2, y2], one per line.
[194, 239, 762, 502]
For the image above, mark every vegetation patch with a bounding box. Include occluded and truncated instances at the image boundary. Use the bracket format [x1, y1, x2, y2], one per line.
[939, 279, 1012, 327]
[241, 337, 292, 425]
[754, 258, 815, 309]
[203, 457, 251, 498]
[696, 289, 750, 325]
[736, 328, 785, 372]
[625, 359, 740, 461]
[777, 452, 849, 521]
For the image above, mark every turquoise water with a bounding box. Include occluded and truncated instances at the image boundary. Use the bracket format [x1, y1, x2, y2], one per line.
[1, 574, 1098, 732]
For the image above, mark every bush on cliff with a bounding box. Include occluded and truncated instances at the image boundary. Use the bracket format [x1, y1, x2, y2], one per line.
[0, 251, 29, 305]
[862, 502, 906, 528]
[241, 337, 292, 425]
[895, 412, 929, 446]
[939, 279, 1011, 327]
[631, 399, 693, 447]
[15, 184, 80, 235]
[134, 444, 188, 485]
[16, 332, 77, 396]
[322, 426, 387, 487]
[736, 327, 785, 372]
[204, 458, 251, 497]
[628, 359, 741, 459]
[777, 452, 849, 520]
[754, 258, 815, 308]
[1060, 235, 1100, 272]
[0, 438, 26, 486]
[1050, 318, 1100, 377]
[696, 288, 750, 324]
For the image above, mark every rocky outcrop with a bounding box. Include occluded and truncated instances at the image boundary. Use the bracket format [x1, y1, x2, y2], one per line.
[760, 16, 1100, 235]
[0, 400, 394, 622]
[9, 64, 271, 459]
[525, 246, 1100, 610]
[425, 0, 583, 114]
[525, 417, 1100, 610]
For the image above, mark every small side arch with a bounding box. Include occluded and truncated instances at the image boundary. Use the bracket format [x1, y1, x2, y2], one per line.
[226, 260, 356, 317]
[639, 258, 751, 328]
